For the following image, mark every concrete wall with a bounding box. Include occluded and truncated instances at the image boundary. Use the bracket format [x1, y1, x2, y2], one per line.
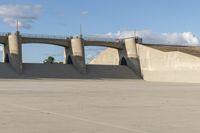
[89, 48, 119, 65]
[89, 38, 142, 77]
[0, 63, 140, 79]
[90, 44, 200, 83]
[138, 44, 200, 83]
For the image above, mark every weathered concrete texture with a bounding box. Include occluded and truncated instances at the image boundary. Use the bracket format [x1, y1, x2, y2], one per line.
[138, 44, 200, 83]
[71, 37, 86, 73]
[8, 32, 23, 73]
[0, 63, 139, 79]
[121, 38, 141, 77]
[0, 80, 200, 133]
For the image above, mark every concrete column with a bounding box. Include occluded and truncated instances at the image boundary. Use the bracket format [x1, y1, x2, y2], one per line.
[63, 47, 67, 64]
[2, 45, 5, 62]
[124, 38, 138, 58]
[119, 37, 142, 77]
[70, 37, 86, 73]
[8, 31, 22, 73]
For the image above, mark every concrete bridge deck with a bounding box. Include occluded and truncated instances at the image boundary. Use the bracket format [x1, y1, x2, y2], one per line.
[0, 33, 122, 48]
[21, 36, 70, 47]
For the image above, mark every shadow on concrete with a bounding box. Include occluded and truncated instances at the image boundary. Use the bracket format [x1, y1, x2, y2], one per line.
[0, 63, 140, 79]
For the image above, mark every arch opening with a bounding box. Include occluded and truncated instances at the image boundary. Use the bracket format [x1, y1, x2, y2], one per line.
[120, 57, 127, 65]
[22, 43, 65, 64]
[67, 55, 73, 64]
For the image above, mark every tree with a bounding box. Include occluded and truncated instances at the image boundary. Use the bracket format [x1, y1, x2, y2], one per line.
[43, 56, 55, 64]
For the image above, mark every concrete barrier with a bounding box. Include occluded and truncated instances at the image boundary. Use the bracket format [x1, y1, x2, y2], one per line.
[138, 44, 200, 83]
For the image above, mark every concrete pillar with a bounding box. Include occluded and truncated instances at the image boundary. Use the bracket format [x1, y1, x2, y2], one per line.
[63, 47, 67, 64]
[2, 45, 5, 62]
[124, 38, 138, 58]
[8, 32, 22, 73]
[70, 37, 86, 73]
[119, 37, 142, 77]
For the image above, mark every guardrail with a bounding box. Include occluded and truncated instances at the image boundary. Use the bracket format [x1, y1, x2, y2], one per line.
[21, 33, 68, 39]
[83, 35, 120, 43]
[0, 32, 123, 43]
[0, 32, 8, 36]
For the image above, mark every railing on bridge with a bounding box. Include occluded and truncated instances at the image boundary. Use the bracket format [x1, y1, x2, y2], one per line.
[21, 33, 68, 40]
[0, 32, 122, 43]
[21, 33, 121, 43]
[83, 35, 121, 43]
[0, 32, 8, 36]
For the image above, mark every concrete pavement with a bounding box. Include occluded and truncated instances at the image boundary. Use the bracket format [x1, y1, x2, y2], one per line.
[0, 79, 200, 133]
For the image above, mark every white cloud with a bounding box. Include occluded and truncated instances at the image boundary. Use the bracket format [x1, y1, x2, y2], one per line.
[0, 4, 42, 29]
[105, 30, 199, 45]
[81, 11, 89, 15]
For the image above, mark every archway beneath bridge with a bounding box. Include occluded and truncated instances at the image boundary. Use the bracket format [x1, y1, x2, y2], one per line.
[84, 46, 120, 65]
[22, 43, 65, 64]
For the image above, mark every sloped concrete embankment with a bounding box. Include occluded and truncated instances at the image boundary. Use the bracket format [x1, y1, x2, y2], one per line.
[0, 63, 140, 79]
[138, 44, 200, 83]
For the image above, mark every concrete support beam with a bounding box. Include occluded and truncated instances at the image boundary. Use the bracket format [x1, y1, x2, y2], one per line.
[119, 38, 142, 77]
[8, 32, 22, 73]
[70, 37, 86, 73]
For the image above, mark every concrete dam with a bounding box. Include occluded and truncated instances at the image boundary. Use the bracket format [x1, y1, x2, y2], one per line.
[0, 31, 200, 83]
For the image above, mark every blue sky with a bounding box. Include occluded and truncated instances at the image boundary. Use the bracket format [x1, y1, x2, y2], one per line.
[0, 0, 200, 63]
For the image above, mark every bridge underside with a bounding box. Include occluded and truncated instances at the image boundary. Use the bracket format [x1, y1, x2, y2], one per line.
[21, 38, 122, 49]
